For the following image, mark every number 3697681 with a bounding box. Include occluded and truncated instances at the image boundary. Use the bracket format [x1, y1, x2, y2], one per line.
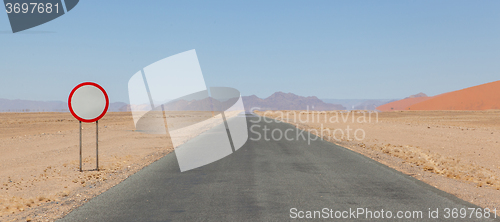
[5, 3, 60, 14]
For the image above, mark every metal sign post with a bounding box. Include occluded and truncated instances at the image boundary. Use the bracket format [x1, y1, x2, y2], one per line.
[78, 120, 100, 172]
[69, 82, 109, 172]
[96, 120, 99, 171]
[80, 121, 82, 172]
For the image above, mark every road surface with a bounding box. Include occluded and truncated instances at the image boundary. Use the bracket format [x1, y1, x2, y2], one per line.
[59, 116, 495, 221]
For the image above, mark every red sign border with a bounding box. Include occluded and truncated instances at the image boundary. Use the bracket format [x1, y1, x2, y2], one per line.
[68, 82, 109, 123]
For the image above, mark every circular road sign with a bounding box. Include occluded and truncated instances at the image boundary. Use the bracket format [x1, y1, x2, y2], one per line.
[68, 82, 109, 122]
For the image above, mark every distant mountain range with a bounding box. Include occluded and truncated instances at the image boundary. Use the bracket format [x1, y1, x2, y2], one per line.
[132, 91, 348, 111]
[242, 92, 345, 111]
[1, 91, 411, 113]
[0, 99, 128, 112]
[321, 99, 395, 110]
[0, 92, 349, 113]
[0, 99, 67, 112]
[376, 93, 431, 111]
[6, 80, 496, 113]
[405, 92, 427, 99]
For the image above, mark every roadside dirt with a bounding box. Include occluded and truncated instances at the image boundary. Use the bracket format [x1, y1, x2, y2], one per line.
[0, 112, 174, 222]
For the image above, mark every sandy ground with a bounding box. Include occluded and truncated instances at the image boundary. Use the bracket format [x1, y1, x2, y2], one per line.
[257, 110, 500, 213]
[0, 112, 176, 221]
[3, 110, 500, 220]
[0, 110, 241, 222]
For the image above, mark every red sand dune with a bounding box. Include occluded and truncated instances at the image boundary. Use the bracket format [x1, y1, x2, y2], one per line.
[377, 97, 432, 111]
[407, 80, 500, 111]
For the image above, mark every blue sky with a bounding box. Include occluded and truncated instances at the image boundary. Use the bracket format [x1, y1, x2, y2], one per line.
[1, 0, 499, 103]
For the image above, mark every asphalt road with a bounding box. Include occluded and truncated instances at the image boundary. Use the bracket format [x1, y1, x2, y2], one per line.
[59, 116, 495, 221]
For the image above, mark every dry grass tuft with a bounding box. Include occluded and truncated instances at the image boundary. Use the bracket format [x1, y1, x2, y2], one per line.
[59, 190, 70, 197]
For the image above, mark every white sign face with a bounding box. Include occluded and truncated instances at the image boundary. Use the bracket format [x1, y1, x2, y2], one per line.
[69, 83, 109, 122]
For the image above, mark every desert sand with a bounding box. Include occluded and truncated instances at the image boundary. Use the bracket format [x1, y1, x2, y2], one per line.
[0, 112, 175, 221]
[0, 110, 241, 221]
[377, 97, 431, 111]
[258, 110, 500, 213]
[4, 110, 500, 220]
[408, 81, 500, 110]
[377, 80, 500, 111]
